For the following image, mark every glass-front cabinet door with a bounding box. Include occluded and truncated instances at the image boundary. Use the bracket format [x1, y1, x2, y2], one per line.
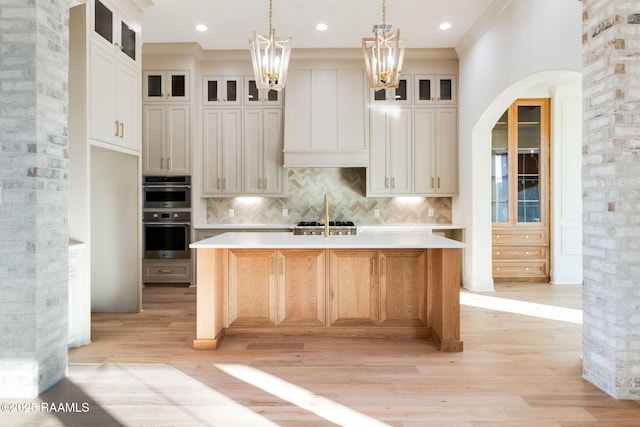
[143, 71, 190, 102]
[93, 0, 137, 62]
[370, 78, 411, 105]
[244, 77, 282, 105]
[414, 75, 457, 105]
[203, 76, 242, 106]
[491, 110, 509, 222]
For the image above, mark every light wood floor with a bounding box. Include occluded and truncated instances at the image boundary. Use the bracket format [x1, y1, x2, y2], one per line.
[5, 283, 640, 426]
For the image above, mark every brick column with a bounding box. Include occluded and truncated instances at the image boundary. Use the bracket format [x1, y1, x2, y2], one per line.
[0, 0, 69, 397]
[582, 0, 640, 399]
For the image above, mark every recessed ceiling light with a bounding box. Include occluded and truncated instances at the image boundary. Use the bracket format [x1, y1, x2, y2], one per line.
[439, 22, 451, 30]
[196, 24, 208, 32]
[316, 23, 328, 31]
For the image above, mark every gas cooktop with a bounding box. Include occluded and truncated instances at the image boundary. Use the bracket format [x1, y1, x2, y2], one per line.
[293, 221, 357, 236]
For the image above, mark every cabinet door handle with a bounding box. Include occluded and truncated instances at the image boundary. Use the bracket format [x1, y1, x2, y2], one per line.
[167, 158, 171, 169]
[264, 178, 268, 189]
[280, 256, 284, 275]
[391, 177, 395, 189]
[381, 257, 386, 276]
[385, 177, 390, 189]
[120, 122, 124, 138]
[222, 178, 227, 190]
[114, 121, 119, 137]
[161, 158, 164, 169]
[437, 177, 441, 188]
[431, 177, 435, 188]
[371, 257, 376, 275]
[158, 269, 174, 274]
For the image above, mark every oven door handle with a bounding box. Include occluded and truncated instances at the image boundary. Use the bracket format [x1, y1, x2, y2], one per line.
[142, 222, 192, 226]
[143, 185, 191, 189]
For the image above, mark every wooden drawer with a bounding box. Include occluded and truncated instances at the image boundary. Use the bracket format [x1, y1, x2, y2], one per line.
[492, 228, 546, 245]
[493, 245, 546, 261]
[492, 261, 547, 278]
[143, 260, 192, 283]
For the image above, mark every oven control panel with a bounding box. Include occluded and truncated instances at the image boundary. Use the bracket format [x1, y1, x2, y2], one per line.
[143, 211, 191, 223]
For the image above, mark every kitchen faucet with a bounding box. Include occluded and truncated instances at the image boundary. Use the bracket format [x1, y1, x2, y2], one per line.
[324, 194, 329, 237]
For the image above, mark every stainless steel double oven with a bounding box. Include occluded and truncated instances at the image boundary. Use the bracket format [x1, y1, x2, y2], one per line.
[142, 176, 192, 285]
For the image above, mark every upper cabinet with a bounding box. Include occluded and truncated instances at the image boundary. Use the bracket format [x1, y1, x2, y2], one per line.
[369, 77, 412, 105]
[284, 68, 368, 167]
[92, 0, 139, 64]
[142, 104, 191, 175]
[203, 75, 242, 106]
[143, 71, 190, 102]
[414, 74, 457, 105]
[244, 76, 282, 106]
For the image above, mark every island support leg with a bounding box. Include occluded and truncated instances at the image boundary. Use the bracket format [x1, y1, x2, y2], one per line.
[193, 248, 226, 349]
[428, 248, 463, 352]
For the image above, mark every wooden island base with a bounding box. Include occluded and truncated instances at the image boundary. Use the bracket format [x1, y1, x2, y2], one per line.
[191, 233, 464, 352]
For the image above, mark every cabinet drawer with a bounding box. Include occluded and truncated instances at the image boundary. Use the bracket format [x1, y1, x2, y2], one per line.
[492, 228, 545, 245]
[143, 260, 192, 283]
[493, 261, 547, 278]
[493, 246, 546, 261]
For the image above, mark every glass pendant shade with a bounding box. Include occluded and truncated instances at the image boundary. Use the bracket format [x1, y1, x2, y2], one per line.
[250, 29, 291, 91]
[362, 28, 405, 89]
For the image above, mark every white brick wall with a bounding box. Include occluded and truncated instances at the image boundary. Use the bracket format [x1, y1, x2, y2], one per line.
[582, 0, 640, 399]
[0, 0, 69, 397]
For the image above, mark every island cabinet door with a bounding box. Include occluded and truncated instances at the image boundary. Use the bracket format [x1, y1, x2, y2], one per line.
[379, 250, 428, 326]
[228, 250, 278, 326]
[277, 250, 326, 326]
[328, 250, 379, 326]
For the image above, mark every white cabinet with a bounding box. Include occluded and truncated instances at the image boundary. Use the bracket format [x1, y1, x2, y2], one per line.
[89, 41, 139, 152]
[414, 107, 458, 195]
[243, 109, 285, 196]
[367, 107, 412, 195]
[414, 74, 457, 105]
[244, 76, 283, 105]
[284, 68, 368, 167]
[142, 104, 191, 175]
[203, 75, 242, 106]
[92, 0, 139, 64]
[202, 109, 243, 196]
[143, 70, 190, 102]
[369, 77, 412, 105]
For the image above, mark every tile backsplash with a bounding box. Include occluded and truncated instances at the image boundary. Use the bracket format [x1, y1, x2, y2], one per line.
[206, 168, 452, 225]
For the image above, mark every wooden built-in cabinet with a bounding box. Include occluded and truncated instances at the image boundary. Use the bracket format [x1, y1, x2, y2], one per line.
[226, 249, 427, 329]
[228, 249, 326, 326]
[491, 98, 550, 282]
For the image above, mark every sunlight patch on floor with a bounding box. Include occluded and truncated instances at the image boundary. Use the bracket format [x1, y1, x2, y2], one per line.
[215, 363, 390, 427]
[461, 292, 583, 324]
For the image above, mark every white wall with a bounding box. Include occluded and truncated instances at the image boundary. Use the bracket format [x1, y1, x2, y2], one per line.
[456, 0, 582, 290]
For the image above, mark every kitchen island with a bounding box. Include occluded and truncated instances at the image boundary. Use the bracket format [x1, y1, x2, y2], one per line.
[190, 232, 465, 352]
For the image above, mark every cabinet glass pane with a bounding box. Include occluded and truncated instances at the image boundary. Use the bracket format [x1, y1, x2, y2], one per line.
[439, 79, 452, 101]
[171, 75, 186, 98]
[226, 80, 237, 102]
[121, 22, 136, 61]
[418, 78, 432, 101]
[393, 79, 407, 101]
[374, 89, 386, 101]
[247, 80, 259, 102]
[491, 110, 509, 223]
[94, 0, 113, 43]
[517, 106, 541, 223]
[267, 89, 278, 101]
[207, 80, 218, 102]
[147, 75, 162, 97]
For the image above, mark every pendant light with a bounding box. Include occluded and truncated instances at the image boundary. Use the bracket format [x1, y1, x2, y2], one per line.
[362, 0, 405, 89]
[249, 0, 292, 91]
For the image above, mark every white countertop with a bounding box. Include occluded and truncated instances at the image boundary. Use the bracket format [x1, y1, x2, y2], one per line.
[190, 231, 466, 249]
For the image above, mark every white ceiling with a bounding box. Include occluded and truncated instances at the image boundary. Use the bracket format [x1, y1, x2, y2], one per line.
[141, 0, 500, 50]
